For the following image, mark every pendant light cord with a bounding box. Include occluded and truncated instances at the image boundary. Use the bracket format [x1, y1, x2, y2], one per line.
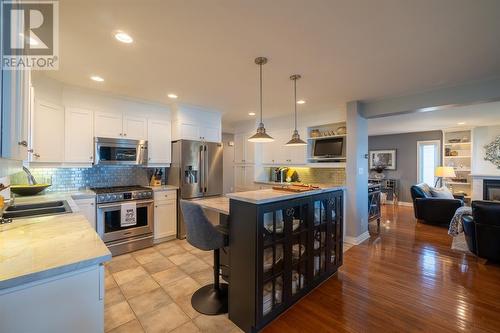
[293, 77, 297, 131]
[259, 63, 263, 124]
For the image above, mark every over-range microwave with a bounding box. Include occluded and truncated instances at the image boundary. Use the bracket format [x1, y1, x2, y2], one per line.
[311, 136, 346, 161]
[94, 137, 148, 165]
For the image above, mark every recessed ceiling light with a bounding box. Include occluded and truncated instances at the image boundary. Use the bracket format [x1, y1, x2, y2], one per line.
[90, 75, 104, 82]
[114, 31, 133, 44]
[297, 100, 306, 104]
[248, 112, 256, 116]
[457, 122, 466, 125]
[167, 93, 178, 99]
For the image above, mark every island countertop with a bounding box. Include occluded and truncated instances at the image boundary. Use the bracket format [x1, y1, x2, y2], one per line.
[226, 186, 345, 205]
[0, 193, 111, 290]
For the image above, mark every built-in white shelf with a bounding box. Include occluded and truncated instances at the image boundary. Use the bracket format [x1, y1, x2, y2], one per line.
[306, 134, 347, 140]
[447, 182, 471, 185]
[444, 142, 471, 146]
[444, 155, 471, 159]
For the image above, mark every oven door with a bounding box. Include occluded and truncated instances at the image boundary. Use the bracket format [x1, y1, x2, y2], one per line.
[97, 200, 154, 242]
[95, 137, 147, 165]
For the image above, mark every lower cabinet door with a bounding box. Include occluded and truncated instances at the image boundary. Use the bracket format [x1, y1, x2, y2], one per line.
[74, 198, 96, 230]
[154, 200, 177, 240]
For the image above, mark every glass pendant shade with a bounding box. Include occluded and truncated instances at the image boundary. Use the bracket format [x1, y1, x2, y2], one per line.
[248, 57, 273, 142]
[286, 74, 307, 146]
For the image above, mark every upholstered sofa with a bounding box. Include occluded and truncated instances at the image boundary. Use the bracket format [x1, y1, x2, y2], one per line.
[410, 183, 463, 225]
[462, 201, 500, 262]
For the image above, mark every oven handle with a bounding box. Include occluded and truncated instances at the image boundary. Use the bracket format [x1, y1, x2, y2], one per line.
[97, 199, 154, 209]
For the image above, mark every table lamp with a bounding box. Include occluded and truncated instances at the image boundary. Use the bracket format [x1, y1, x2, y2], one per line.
[434, 166, 456, 187]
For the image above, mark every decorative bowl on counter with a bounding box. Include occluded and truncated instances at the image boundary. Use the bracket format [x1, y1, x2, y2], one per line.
[10, 184, 51, 196]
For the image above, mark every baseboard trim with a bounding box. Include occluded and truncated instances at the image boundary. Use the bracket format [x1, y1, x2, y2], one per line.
[384, 201, 413, 207]
[344, 231, 370, 245]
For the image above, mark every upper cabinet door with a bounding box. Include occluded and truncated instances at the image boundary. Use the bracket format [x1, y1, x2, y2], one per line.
[65, 108, 94, 163]
[148, 119, 171, 165]
[94, 112, 123, 139]
[180, 123, 200, 141]
[123, 116, 147, 140]
[199, 126, 221, 143]
[234, 133, 245, 163]
[31, 100, 64, 163]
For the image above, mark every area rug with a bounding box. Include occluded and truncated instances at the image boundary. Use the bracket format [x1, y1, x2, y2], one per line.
[451, 233, 473, 255]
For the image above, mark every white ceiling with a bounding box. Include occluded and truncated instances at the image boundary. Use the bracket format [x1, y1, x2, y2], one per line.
[368, 101, 500, 136]
[47, 0, 500, 127]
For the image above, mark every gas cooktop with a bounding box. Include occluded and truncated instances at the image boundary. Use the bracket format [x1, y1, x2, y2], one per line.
[91, 185, 153, 203]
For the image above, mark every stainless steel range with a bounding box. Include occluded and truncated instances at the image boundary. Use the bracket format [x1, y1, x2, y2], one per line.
[93, 185, 154, 256]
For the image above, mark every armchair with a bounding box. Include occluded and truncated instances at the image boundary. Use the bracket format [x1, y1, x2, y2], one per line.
[462, 201, 500, 261]
[410, 183, 463, 225]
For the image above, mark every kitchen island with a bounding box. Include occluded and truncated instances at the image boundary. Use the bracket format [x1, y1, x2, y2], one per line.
[192, 186, 345, 333]
[0, 192, 111, 333]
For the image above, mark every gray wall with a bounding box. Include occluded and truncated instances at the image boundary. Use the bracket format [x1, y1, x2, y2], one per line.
[368, 130, 442, 203]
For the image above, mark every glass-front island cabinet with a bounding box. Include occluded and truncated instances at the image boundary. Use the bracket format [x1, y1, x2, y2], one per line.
[226, 187, 345, 333]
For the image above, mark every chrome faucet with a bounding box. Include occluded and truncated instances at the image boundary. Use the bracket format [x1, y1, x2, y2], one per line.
[23, 166, 37, 185]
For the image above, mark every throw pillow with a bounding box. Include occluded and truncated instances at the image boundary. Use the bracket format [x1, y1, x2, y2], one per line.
[430, 186, 454, 199]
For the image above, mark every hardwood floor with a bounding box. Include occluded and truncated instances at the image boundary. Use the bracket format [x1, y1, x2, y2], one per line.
[263, 205, 500, 333]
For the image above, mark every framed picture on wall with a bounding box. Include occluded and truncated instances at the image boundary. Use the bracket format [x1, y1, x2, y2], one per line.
[369, 149, 397, 170]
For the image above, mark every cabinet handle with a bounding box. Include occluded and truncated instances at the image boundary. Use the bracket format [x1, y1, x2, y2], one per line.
[90, 203, 94, 206]
[155, 205, 158, 208]
[123, 133, 127, 137]
[148, 157, 151, 161]
[119, 133, 122, 136]
[89, 156, 93, 160]
[33, 153, 40, 158]
[18, 140, 28, 147]
[27, 148, 34, 153]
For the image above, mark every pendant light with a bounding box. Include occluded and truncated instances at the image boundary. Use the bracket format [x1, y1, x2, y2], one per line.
[248, 57, 274, 143]
[285, 74, 307, 146]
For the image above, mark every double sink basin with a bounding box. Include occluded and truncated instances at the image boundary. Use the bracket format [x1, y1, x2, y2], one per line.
[2, 200, 72, 219]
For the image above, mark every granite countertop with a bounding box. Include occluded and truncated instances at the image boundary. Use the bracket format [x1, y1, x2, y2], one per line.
[227, 185, 345, 205]
[148, 185, 178, 192]
[191, 196, 229, 215]
[0, 193, 111, 290]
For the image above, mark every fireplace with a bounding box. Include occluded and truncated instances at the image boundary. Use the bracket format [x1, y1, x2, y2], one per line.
[483, 179, 500, 201]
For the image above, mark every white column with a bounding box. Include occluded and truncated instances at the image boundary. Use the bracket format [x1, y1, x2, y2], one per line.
[345, 101, 369, 244]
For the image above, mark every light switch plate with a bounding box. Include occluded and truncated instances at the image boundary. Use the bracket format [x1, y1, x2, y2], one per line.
[358, 168, 364, 175]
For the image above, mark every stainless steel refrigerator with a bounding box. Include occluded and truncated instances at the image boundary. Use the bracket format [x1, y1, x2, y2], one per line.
[167, 140, 223, 238]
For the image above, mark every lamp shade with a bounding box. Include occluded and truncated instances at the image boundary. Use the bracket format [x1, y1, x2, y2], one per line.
[435, 166, 456, 178]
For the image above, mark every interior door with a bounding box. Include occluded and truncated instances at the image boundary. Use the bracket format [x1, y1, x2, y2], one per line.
[180, 140, 203, 199]
[205, 142, 223, 196]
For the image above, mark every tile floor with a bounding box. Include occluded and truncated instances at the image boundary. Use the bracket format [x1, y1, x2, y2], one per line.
[104, 239, 243, 333]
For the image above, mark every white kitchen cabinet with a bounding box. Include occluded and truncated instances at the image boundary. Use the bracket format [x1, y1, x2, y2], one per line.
[153, 190, 177, 241]
[1, 70, 31, 161]
[94, 112, 123, 139]
[261, 128, 306, 165]
[0, 265, 104, 333]
[94, 112, 147, 140]
[235, 165, 256, 191]
[172, 105, 222, 142]
[200, 126, 221, 143]
[123, 115, 147, 140]
[65, 108, 94, 164]
[30, 100, 65, 163]
[148, 119, 171, 165]
[74, 198, 96, 230]
[234, 133, 255, 164]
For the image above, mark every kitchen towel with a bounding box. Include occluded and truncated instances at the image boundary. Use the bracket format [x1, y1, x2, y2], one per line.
[121, 202, 137, 227]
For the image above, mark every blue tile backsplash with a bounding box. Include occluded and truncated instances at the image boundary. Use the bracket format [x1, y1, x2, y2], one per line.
[10, 165, 164, 192]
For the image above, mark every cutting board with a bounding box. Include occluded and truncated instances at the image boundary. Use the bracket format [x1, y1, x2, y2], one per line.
[272, 185, 320, 192]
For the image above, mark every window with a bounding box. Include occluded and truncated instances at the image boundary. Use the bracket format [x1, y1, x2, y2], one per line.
[417, 140, 441, 186]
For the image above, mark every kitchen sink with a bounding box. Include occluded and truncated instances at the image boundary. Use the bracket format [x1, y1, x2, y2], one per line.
[5, 200, 66, 212]
[2, 200, 72, 219]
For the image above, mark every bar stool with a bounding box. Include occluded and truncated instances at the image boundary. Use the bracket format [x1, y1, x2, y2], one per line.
[180, 200, 228, 315]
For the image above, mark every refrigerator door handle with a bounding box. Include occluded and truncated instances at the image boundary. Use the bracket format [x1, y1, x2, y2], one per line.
[204, 145, 209, 193]
[199, 146, 204, 193]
